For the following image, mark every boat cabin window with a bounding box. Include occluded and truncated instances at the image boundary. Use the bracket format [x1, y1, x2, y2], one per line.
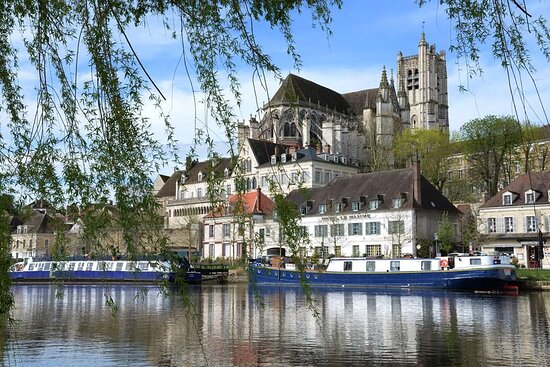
[116, 262, 124, 271]
[421, 261, 432, 271]
[126, 262, 136, 271]
[77, 262, 84, 271]
[43, 263, 51, 271]
[343, 261, 352, 271]
[138, 262, 149, 271]
[28, 263, 34, 271]
[366, 261, 376, 272]
[68, 263, 75, 271]
[37, 263, 44, 271]
[470, 258, 481, 265]
[86, 262, 94, 271]
[390, 261, 400, 271]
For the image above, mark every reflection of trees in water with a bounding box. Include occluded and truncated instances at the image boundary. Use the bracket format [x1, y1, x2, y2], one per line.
[8, 285, 550, 366]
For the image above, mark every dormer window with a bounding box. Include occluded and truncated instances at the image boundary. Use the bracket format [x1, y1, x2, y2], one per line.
[351, 202, 361, 212]
[503, 193, 513, 205]
[271, 155, 276, 164]
[224, 168, 230, 178]
[291, 153, 297, 162]
[335, 203, 343, 213]
[525, 189, 537, 204]
[392, 197, 403, 208]
[281, 154, 287, 163]
[369, 199, 380, 210]
[300, 206, 307, 215]
[318, 204, 326, 214]
[198, 171, 203, 181]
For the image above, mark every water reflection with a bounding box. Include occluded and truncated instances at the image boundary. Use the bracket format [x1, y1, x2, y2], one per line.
[4, 284, 550, 366]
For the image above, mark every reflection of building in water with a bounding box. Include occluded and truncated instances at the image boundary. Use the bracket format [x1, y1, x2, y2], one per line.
[9, 286, 550, 366]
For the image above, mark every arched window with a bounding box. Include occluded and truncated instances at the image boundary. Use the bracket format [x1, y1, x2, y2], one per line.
[251, 177, 257, 189]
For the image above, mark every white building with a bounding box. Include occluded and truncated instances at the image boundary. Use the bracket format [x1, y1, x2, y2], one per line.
[478, 172, 550, 268]
[285, 162, 460, 259]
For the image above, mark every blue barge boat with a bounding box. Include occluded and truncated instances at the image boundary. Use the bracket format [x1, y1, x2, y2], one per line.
[9, 258, 202, 284]
[248, 254, 518, 291]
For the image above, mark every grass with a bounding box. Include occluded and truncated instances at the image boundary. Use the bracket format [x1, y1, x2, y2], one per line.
[516, 268, 550, 281]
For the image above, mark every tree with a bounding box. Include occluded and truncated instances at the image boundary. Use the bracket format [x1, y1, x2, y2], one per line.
[436, 212, 455, 255]
[394, 129, 453, 191]
[458, 115, 523, 197]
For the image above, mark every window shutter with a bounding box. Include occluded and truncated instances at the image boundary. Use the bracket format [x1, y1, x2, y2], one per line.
[365, 223, 371, 235]
[348, 223, 352, 235]
[524, 217, 528, 233]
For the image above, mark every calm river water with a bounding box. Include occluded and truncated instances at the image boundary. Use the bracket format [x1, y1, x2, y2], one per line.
[3, 284, 550, 366]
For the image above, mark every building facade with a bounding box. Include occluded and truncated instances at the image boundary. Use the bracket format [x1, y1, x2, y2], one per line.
[478, 172, 550, 269]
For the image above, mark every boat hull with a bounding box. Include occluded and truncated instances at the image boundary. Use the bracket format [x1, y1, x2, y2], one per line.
[248, 265, 517, 291]
[9, 270, 202, 284]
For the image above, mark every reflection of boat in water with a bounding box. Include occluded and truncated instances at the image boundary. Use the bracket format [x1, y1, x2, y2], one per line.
[9, 257, 202, 283]
[249, 254, 518, 291]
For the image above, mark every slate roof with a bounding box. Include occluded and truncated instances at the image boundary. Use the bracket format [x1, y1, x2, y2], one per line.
[268, 74, 356, 115]
[15, 211, 54, 234]
[155, 158, 233, 198]
[481, 171, 550, 208]
[248, 138, 291, 165]
[342, 88, 379, 115]
[286, 167, 458, 215]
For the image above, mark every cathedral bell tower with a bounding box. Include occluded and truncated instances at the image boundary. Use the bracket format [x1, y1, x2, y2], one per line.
[396, 33, 448, 131]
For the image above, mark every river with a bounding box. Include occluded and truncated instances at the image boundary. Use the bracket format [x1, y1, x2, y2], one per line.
[3, 284, 550, 366]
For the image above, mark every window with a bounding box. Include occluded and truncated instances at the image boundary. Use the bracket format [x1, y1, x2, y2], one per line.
[335, 203, 343, 213]
[365, 245, 381, 257]
[366, 261, 376, 271]
[488, 218, 497, 233]
[226, 184, 232, 196]
[209, 224, 215, 238]
[388, 221, 405, 234]
[299, 226, 308, 237]
[503, 193, 512, 205]
[209, 244, 215, 258]
[525, 191, 536, 204]
[351, 202, 361, 212]
[526, 216, 538, 232]
[366, 222, 380, 235]
[504, 217, 514, 233]
[271, 155, 276, 164]
[348, 223, 363, 236]
[291, 172, 298, 184]
[222, 224, 230, 236]
[258, 228, 265, 240]
[86, 262, 94, 271]
[318, 204, 326, 214]
[299, 247, 306, 257]
[352, 245, 360, 257]
[324, 172, 331, 183]
[197, 188, 203, 198]
[392, 244, 402, 258]
[392, 198, 403, 208]
[198, 171, 203, 181]
[334, 246, 342, 256]
[314, 170, 322, 183]
[314, 225, 328, 238]
[344, 261, 352, 271]
[421, 261, 431, 271]
[330, 224, 344, 237]
[300, 206, 307, 215]
[390, 261, 400, 271]
[470, 258, 481, 265]
[368, 199, 380, 210]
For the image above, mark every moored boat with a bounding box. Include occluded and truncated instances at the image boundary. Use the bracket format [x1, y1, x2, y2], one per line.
[248, 254, 518, 291]
[9, 258, 202, 284]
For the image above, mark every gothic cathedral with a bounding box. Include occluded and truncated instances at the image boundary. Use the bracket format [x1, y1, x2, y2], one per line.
[243, 33, 448, 172]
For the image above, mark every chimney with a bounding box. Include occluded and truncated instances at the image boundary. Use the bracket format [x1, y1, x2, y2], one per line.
[256, 187, 262, 213]
[412, 159, 421, 205]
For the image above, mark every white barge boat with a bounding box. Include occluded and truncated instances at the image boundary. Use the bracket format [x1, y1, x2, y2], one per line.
[9, 258, 202, 283]
[249, 254, 518, 291]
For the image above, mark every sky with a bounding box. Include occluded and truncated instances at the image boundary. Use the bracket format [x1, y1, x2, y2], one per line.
[4, 1, 550, 168]
[129, 0, 550, 163]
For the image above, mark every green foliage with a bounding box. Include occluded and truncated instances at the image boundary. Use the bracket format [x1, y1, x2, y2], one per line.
[457, 115, 522, 197]
[437, 212, 455, 254]
[395, 129, 452, 191]
[516, 268, 550, 281]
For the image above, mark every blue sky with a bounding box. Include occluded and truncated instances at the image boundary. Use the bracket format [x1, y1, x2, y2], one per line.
[3, 1, 550, 165]
[130, 1, 550, 161]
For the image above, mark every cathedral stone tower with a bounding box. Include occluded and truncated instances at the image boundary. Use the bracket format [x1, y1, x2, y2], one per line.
[397, 33, 449, 131]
